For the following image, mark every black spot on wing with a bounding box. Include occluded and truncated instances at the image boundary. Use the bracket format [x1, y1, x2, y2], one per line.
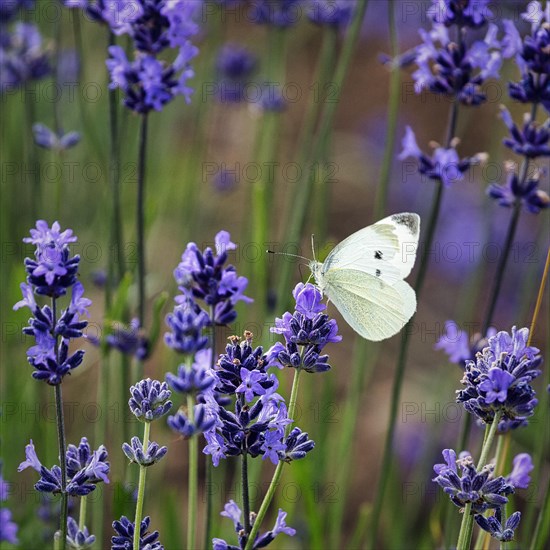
[375, 250, 383, 260]
[376, 269, 381, 277]
[391, 213, 419, 235]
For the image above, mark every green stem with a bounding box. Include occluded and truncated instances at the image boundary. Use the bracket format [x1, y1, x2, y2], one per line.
[52, 297, 68, 550]
[54, 383, 68, 550]
[137, 113, 148, 328]
[373, 0, 401, 218]
[242, 451, 251, 534]
[133, 421, 151, 550]
[456, 413, 501, 550]
[481, 100, 538, 333]
[24, 84, 40, 221]
[276, 0, 369, 311]
[204, 458, 213, 546]
[136, 113, 149, 380]
[204, 307, 217, 548]
[243, 369, 303, 550]
[481, 202, 522, 333]
[251, 27, 286, 317]
[530, 475, 550, 550]
[108, 30, 125, 293]
[187, 395, 198, 550]
[79, 495, 87, 531]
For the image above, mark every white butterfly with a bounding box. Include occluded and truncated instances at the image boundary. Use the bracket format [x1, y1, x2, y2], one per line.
[309, 213, 420, 341]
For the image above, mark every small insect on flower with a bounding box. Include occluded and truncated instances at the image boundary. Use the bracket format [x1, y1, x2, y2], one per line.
[272, 213, 421, 341]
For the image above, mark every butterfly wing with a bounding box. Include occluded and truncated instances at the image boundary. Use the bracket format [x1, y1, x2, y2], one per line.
[322, 213, 420, 286]
[323, 269, 416, 341]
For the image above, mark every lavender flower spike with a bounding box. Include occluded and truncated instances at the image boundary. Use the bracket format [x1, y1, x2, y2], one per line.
[129, 379, 172, 422]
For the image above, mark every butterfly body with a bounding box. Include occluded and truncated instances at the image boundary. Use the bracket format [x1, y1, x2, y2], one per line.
[310, 213, 420, 341]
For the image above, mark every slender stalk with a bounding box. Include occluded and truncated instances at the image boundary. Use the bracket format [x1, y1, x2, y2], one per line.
[456, 413, 502, 550]
[242, 451, 251, 534]
[24, 85, 40, 221]
[473, 435, 508, 550]
[276, 0, 369, 311]
[79, 495, 88, 531]
[54, 383, 68, 550]
[243, 368, 303, 550]
[52, 297, 68, 550]
[482, 100, 538, 333]
[187, 394, 198, 550]
[137, 113, 149, 326]
[373, 0, 401, 218]
[527, 246, 550, 345]
[108, 30, 125, 294]
[251, 27, 286, 316]
[530, 476, 550, 550]
[204, 307, 217, 547]
[481, 201, 522, 333]
[133, 421, 151, 550]
[136, 113, 149, 379]
[522, 246, 550, 538]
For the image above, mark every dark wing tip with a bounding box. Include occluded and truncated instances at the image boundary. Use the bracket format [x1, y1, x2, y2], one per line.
[390, 213, 420, 236]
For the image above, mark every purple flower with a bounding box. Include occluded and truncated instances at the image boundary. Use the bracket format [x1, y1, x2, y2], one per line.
[166, 348, 216, 394]
[236, 368, 268, 402]
[399, 126, 486, 187]
[203, 431, 227, 467]
[216, 43, 257, 81]
[488, 163, 549, 214]
[107, 45, 198, 113]
[457, 326, 542, 429]
[19, 440, 110, 497]
[261, 430, 286, 464]
[20, 220, 81, 298]
[216, 499, 296, 549]
[164, 297, 210, 356]
[293, 282, 326, 318]
[167, 404, 217, 438]
[122, 436, 167, 467]
[308, 0, 354, 28]
[402, 19, 502, 105]
[279, 427, 315, 462]
[107, 318, 149, 359]
[474, 508, 521, 543]
[128, 378, 172, 422]
[0, 508, 18, 544]
[214, 333, 276, 396]
[249, 0, 303, 27]
[500, 107, 550, 158]
[220, 499, 243, 530]
[0, 0, 35, 23]
[432, 449, 514, 513]
[0, 22, 49, 92]
[32, 123, 81, 151]
[270, 283, 340, 373]
[66, 516, 95, 548]
[478, 368, 516, 403]
[427, 0, 493, 29]
[272, 509, 296, 536]
[506, 453, 533, 489]
[111, 515, 162, 550]
[173, 230, 252, 325]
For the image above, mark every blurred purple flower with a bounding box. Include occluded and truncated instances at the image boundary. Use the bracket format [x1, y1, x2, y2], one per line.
[32, 123, 81, 152]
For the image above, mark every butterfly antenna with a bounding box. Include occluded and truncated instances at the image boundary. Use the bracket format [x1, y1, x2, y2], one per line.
[311, 234, 317, 262]
[266, 250, 310, 262]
